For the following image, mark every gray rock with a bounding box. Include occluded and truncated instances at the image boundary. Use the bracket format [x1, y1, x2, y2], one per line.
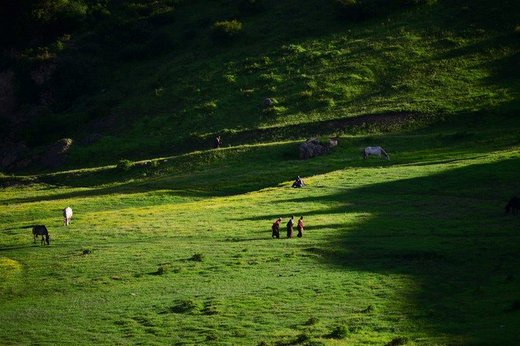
[298, 138, 338, 160]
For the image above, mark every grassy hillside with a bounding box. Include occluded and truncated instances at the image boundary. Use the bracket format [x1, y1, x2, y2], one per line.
[3, 0, 519, 168]
[1, 124, 520, 344]
[1, 0, 520, 345]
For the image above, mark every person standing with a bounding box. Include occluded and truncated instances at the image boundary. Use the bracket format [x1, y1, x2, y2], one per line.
[214, 135, 222, 148]
[292, 176, 305, 188]
[297, 216, 304, 238]
[286, 216, 294, 238]
[272, 217, 282, 239]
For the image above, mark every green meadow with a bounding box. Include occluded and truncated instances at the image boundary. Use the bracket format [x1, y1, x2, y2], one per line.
[1, 0, 520, 344]
[1, 123, 520, 345]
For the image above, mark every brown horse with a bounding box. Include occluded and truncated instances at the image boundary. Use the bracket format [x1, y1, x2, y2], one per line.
[32, 225, 50, 245]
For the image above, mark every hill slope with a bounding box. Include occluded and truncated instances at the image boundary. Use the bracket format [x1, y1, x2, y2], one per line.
[1, 1, 520, 344]
[1, 0, 519, 169]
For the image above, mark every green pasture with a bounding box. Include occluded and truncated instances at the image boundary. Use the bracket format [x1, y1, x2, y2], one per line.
[1, 127, 519, 345]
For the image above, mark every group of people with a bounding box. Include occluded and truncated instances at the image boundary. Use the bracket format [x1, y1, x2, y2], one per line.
[272, 216, 304, 239]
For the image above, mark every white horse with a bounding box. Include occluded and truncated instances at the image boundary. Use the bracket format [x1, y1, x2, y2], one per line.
[363, 146, 389, 160]
[63, 207, 73, 226]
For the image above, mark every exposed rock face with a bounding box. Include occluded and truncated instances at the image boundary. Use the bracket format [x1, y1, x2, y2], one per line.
[0, 70, 17, 120]
[0, 141, 27, 169]
[40, 138, 73, 169]
[299, 138, 338, 160]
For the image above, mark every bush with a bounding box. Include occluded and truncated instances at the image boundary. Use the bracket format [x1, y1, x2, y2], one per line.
[170, 299, 198, 313]
[202, 301, 219, 315]
[117, 159, 134, 171]
[190, 253, 204, 262]
[327, 325, 348, 339]
[212, 20, 243, 42]
[262, 105, 287, 116]
[385, 336, 409, 346]
[304, 316, 319, 325]
[154, 266, 166, 275]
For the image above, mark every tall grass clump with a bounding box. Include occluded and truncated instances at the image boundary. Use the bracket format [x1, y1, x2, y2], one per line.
[212, 20, 243, 42]
[116, 159, 134, 171]
[327, 325, 348, 339]
[170, 300, 198, 313]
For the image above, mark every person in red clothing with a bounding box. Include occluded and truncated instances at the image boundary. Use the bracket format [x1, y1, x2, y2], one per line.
[272, 217, 282, 238]
[286, 216, 295, 238]
[297, 216, 304, 238]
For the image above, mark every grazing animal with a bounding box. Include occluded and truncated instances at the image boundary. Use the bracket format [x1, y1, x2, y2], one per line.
[63, 207, 73, 226]
[505, 196, 520, 215]
[363, 146, 389, 160]
[32, 225, 50, 245]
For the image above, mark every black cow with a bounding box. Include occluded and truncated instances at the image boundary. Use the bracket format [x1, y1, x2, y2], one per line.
[505, 196, 520, 215]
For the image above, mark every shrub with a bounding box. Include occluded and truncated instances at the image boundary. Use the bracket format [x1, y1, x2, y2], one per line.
[361, 304, 374, 313]
[190, 253, 204, 262]
[202, 301, 219, 315]
[327, 325, 348, 339]
[295, 333, 312, 344]
[319, 97, 336, 109]
[212, 20, 243, 42]
[304, 316, 319, 325]
[154, 266, 166, 275]
[300, 90, 314, 98]
[170, 300, 198, 313]
[117, 159, 134, 171]
[262, 105, 287, 116]
[206, 331, 219, 341]
[385, 336, 409, 346]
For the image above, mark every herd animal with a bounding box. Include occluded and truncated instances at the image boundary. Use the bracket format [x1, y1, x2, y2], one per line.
[363, 146, 389, 160]
[63, 207, 73, 226]
[32, 225, 50, 245]
[505, 196, 520, 215]
[20, 164, 520, 247]
[26, 207, 73, 246]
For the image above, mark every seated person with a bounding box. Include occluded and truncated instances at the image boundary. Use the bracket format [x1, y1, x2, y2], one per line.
[292, 176, 305, 188]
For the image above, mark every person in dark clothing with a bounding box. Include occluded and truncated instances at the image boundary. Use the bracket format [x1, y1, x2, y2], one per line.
[272, 217, 282, 238]
[214, 136, 222, 148]
[297, 216, 304, 238]
[286, 216, 294, 238]
[292, 176, 305, 188]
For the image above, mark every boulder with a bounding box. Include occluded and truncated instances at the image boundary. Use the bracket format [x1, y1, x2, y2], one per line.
[299, 138, 338, 160]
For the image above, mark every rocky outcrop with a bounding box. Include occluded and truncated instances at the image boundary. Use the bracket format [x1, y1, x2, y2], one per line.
[299, 138, 338, 160]
[40, 138, 73, 169]
[0, 141, 28, 169]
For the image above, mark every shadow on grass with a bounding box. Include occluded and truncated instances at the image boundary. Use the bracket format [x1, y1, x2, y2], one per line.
[294, 158, 520, 342]
[3, 130, 517, 207]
